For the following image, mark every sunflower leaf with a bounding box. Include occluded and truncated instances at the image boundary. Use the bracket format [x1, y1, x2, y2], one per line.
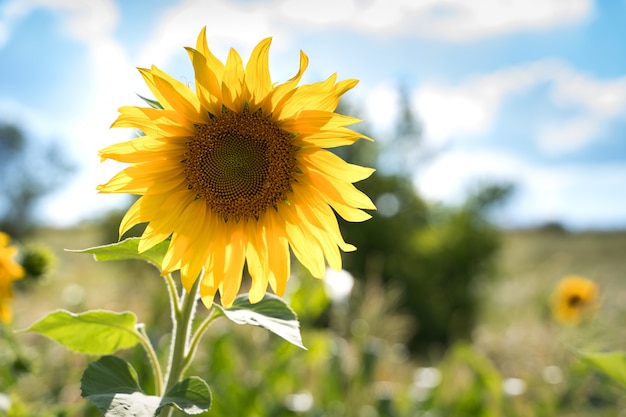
[26, 310, 140, 355]
[161, 376, 212, 414]
[81, 356, 160, 417]
[69, 237, 169, 269]
[217, 293, 305, 349]
[137, 94, 163, 110]
[81, 357, 212, 416]
[578, 350, 626, 388]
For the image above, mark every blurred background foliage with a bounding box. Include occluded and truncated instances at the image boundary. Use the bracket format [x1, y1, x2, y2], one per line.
[0, 124, 74, 239]
[336, 96, 513, 354]
[2, 89, 626, 416]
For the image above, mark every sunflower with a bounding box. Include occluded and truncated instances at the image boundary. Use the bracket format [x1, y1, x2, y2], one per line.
[552, 275, 598, 325]
[98, 28, 375, 307]
[0, 232, 25, 324]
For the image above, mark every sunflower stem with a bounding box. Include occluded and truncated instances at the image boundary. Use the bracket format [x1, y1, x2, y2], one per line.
[163, 272, 201, 395]
[164, 273, 181, 314]
[136, 323, 164, 396]
[181, 308, 220, 372]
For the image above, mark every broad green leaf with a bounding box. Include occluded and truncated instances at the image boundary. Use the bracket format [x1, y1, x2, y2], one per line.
[162, 377, 212, 414]
[27, 310, 140, 355]
[82, 356, 212, 416]
[217, 293, 305, 349]
[579, 351, 626, 388]
[81, 356, 160, 417]
[69, 237, 169, 269]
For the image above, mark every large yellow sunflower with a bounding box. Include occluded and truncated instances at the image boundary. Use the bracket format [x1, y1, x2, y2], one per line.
[98, 28, 375, 307]
[0, 232, 25, 324]
[552, 275, 599, 325]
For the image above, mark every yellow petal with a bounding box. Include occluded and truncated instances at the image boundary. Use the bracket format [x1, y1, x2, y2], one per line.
[245, 220, 269, 303]
[139, 222, 171, 253]
[306, 169, 376, 211]
[268, 50, 309, 116]
[291, 182, 356, 253]
[294, 127, 370, 148]
[148, 67, 206, 124]
[279, 206, 325, 278]
[111, 106, 194, 137]
[299, 148, 376, 183]
[263, 212, 291, 296]
[221, 48, 245, 110]
[280, 111, 361, 135]
[245, 37, 272, 110]
[99, 136, 186, 163]
[276, 75, 358, 119]
[195, 27, 225, 85]
[185, 47, 223, 116]
[219, 224, 246, 306]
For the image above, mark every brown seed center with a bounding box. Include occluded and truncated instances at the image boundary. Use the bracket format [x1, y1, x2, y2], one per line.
[184, 108, 297, 222]
[567, 294, 583, 308]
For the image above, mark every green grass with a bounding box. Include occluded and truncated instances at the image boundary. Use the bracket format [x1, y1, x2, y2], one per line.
[7, 225, 626, 416]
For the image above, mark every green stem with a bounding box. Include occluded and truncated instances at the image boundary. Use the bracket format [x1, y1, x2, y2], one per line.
[136, 324, 164, 396]
[181, 309, 220, 372]
[163, 273, 201, 392]
[164, 273, 181, 314]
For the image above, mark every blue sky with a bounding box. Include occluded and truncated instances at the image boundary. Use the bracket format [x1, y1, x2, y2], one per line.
[1, 0, 625, 230]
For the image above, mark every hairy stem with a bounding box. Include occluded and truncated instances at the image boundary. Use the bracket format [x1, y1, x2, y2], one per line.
[163, 273, 201, 392]
[136, 324, 164, 396]
[182, 309, 220, 372]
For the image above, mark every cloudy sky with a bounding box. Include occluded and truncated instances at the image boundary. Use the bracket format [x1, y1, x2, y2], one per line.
[1, 0, 625, 230]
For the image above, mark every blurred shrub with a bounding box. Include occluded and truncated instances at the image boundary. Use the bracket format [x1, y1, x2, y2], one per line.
[18, 244, 55, 282]
[340, 169, 511, 353]
[334, 91, 512, 353]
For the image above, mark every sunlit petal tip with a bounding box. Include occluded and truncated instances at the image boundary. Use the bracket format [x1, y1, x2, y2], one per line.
[200, 294, 215, 309]
[247, 289, 265, 304]
[197, 26, 208, 46]
[359, 167, 377, 181]
[342, 243, 357, 252]
[359, 132, 375, 142]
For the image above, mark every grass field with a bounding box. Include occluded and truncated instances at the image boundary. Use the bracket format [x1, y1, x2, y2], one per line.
[6, 224, 626, 416]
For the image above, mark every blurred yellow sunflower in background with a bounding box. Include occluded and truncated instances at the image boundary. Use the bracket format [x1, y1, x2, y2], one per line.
[98, 28, 375, 307]
[552, 275, 599, 325]
[0, 232, 25, 324]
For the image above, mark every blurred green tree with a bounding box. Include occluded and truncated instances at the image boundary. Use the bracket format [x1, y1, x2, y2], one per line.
[0, 124, 74, 238]
[336, 90, 512, 354]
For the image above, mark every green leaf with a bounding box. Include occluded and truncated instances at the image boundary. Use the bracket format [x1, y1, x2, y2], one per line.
[579, 351, 626, 388]
[162, 377, 212, 414]
[137, 94, 163, 110]
[69, 237, 169, 269]
[218, 293, 305, 349]
[81, 357, 212, 416]
[26, 310, 140, 355]
[81, 356, 161, 417]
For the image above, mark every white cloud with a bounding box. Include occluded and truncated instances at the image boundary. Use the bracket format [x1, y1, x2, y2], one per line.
[537, 116, 601, 154]
[414, 149, 626, 228]
[413, 59, 626, 154]
[551, 69, 626, 115]
[539, 67, 626, 154]
[413, 60, 554, 147]
[278, 0, 592, 41]
[139, 0, 286, 69]
[414, 150, 524, 203]
[363, 82, 401, 134]
[137, 0, 593, 69]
